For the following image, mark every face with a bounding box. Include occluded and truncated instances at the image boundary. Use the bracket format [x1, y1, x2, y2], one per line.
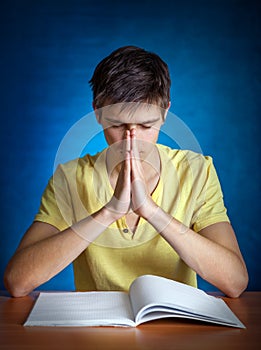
[96, 102, 166, 159]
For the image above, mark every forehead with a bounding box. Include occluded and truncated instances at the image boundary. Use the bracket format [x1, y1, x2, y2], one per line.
[100, 102, 163, 124]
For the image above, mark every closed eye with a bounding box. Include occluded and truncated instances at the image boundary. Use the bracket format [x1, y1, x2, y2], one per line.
[110, 124, 125, 130]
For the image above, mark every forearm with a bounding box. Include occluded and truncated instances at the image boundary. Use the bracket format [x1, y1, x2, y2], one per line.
[145, 205, 248, 297]
[4, 208, 115, 297]
[5, 228, 87, 297]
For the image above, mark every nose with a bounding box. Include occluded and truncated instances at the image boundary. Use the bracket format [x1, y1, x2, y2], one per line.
[126, 124, 136, 131]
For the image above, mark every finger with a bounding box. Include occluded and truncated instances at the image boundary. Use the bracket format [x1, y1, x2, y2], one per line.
[131, 150, 145, 186]
[117, 129, 130, 182]
[125, 129, 131, 153]
[130, 128, 139, 159]
[124, 130, 131, 181]
[123, 129, 130, 157]
[131, 155, 144, 186]
[131, 178, 147, 210]
[110, 149, 131, 214]
[120, 147, 130, 184]
[115, 131, 131, 194]
[130, 128, 144, 178]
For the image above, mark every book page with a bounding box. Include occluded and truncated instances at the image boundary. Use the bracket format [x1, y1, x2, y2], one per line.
[24, 291, 135, 327]
[129, 275, 244, 328]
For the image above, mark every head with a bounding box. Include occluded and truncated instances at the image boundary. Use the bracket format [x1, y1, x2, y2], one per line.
[89, 46, 171, 111]
[89, 46, 171, 159]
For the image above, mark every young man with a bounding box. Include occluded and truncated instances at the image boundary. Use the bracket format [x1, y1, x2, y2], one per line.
[4, 46, 248, 297]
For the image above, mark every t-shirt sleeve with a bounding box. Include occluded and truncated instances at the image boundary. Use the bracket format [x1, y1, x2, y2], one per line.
[34, 165, 73, 231]
[192, 157, 230, 233]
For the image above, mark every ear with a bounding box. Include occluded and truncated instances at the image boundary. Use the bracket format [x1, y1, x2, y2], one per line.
[162, 101, 171, 123]
[93, 102, 101, 124]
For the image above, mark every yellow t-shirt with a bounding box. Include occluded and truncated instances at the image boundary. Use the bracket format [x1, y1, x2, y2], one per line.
[34, 144, 230, 291]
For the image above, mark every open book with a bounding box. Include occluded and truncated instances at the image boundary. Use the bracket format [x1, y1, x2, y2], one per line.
[24, 274, 245, 328]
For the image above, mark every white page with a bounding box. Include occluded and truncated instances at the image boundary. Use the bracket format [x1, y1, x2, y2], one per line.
[129, 275, 244, 328]
[24, 291, 135, 327]
[135, 307, 240, 327]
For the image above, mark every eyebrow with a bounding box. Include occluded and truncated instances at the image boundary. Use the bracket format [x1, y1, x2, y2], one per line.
[103, 117, 160, 125]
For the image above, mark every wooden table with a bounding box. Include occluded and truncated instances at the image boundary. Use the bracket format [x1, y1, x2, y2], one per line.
[0, 291, 260, 350]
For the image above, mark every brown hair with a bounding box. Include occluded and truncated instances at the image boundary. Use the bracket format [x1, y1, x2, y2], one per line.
[89, 46, 171, 109]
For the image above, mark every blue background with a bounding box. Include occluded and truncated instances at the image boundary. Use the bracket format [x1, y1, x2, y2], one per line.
[0, 0, 260, 292]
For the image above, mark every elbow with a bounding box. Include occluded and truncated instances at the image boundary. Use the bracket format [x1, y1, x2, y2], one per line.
[225, 270, 249, 298]
[4, 266, 32, 298]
